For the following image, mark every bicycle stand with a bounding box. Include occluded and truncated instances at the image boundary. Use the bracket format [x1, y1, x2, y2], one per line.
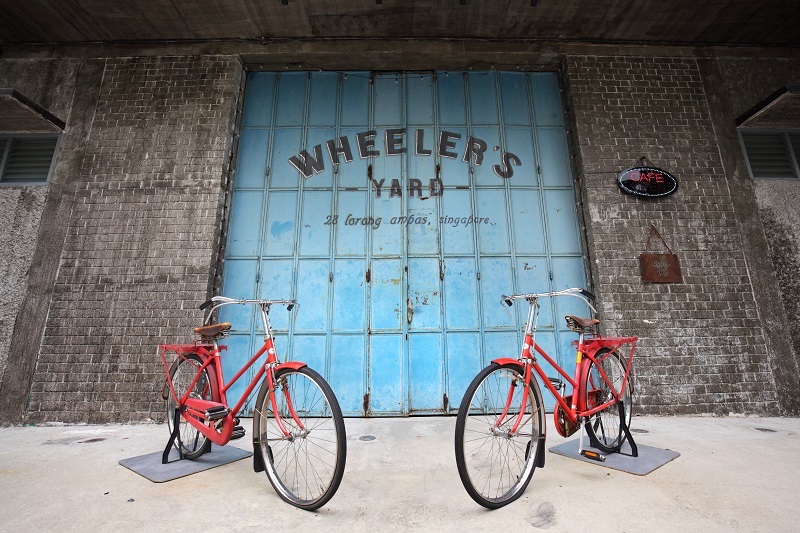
[162, 407, 185, 464]
[161, 407, 211, 464]
[616, 401, 638, 458]
[581, 401, 638, 459]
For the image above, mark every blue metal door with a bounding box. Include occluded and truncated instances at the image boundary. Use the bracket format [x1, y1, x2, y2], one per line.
[221, 71, 586, 415]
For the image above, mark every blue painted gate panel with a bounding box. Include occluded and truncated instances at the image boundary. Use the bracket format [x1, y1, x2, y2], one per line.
[222, 71, 587, 415]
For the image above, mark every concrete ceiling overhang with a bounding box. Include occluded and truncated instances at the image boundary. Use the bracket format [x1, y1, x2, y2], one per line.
[0, 89, 65, 134]
[2, 1, 800, 48]
[737, 85, 800, 129]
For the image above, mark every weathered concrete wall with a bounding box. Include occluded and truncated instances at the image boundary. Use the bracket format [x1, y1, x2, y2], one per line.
[718, 57, 800, 403]
[717, 57, 800, 391]
[564, 54, 787, 415]
[16, 56, 243, 424]
[718, 57, 800, 119]
[0, 58, 81, 389]
[755, 189, 800, 356]
[0, 188, 47, 381]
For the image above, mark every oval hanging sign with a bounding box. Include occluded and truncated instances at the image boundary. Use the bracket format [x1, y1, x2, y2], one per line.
[616, 167, 678, 198]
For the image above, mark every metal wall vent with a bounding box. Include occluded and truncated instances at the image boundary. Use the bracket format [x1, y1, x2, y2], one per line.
[740, 130, 800, 179]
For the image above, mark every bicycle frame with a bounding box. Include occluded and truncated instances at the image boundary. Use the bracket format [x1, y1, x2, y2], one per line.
[160, 298, 307, 446]
[492, 289, 637, 435]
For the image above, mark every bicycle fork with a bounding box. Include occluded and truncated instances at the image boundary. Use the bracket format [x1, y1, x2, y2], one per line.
[253, 360, 309, 474]
[265, 365, 308, 441]
[494, 364, 531, 438]
[258, 307, 309, 442]
[492, 305, 542, 440]
[489, 361, 546, 468]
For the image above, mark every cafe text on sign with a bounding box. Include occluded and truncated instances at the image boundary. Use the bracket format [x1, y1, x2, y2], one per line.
[617, 166, 678, 198]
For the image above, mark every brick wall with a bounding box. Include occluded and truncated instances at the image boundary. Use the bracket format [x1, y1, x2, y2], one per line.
[564, 55, 780, 415]
[6, 48, 796, 423]
[24, 56, 242, 423]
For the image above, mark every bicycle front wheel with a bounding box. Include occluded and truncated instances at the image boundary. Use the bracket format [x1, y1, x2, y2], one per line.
[583, 349, 632, 453]
[166, 354, 213, 460]
[454, 362, 545, 509]
[253, 366, 346, 511]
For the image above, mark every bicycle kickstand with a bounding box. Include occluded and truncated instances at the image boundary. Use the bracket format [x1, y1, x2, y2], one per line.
[617, 401, 638, 458]
[162, 406, 185, 464]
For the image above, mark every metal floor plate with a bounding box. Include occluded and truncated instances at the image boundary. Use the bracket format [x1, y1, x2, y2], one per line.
[119, 445, 252, 483]
[548, 437, 680, 475]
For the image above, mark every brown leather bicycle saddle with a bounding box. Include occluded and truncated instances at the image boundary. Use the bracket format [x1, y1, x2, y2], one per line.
[564, 315, 599, 332]
[194, 322, 232, 337]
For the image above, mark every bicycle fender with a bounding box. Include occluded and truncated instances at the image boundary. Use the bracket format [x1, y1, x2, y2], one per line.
[491, 358, 521, 367]
[276, 361, 308, 372]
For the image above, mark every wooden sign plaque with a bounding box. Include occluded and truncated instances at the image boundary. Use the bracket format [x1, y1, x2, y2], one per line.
[640, 225, 683, 283]
[640, 253, 683, 283]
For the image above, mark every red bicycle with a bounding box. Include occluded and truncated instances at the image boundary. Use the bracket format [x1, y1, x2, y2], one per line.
[454, 288, 637, 508]
[160, 296, 346, 511]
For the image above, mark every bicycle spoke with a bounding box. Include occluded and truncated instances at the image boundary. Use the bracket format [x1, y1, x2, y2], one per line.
[593, 416, 605, 440]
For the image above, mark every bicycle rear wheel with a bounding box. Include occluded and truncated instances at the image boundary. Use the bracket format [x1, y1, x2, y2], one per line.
[253, 366, 346, 511]
[166, 354, 213, 460]
[583, 349, 632, 453]
[454, 362, 545, 509]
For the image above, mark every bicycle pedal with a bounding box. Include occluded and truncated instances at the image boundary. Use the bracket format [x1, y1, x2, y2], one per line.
[204, 406, 228, 421]
[580, 449, 606, 462]
[548, 377, 565, 393]
[231, 425, 245, 440]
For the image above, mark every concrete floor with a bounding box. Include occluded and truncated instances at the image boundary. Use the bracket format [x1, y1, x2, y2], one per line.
[0, 415, 798, 532]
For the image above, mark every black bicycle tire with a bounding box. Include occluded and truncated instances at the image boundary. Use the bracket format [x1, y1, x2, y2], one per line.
[454, 362, 544, 509]
[252, 366, 346, 511]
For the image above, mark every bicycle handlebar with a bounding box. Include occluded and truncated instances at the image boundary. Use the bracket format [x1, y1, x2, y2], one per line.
[501, 288, 596, 311]
[200, 296, 299, 324]
[201, 296, 298, 309]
